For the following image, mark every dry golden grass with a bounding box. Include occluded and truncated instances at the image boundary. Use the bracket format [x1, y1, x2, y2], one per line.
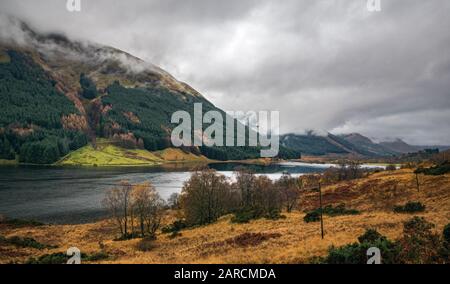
[1, 169, 449, 264]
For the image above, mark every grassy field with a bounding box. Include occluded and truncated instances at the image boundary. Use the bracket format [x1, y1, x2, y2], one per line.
[56, 144, 164, 166]
[56, 140, 209, 166]
[154, 148, 209, 163]
[1, 169, 448, 264]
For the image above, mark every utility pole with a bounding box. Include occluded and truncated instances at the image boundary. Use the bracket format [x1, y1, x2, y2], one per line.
[415, 173, 420, 192]
[318, 182, 324, 239]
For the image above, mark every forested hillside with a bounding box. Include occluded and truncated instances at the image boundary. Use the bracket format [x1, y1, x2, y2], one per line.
[0, 25, 299, 164]
[0, 49, 87, 163]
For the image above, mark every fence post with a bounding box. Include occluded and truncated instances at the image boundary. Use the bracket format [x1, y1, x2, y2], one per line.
[319, 182, 324, 239]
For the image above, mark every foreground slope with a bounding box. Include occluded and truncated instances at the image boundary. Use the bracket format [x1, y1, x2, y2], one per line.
[1, 169, 448, 264]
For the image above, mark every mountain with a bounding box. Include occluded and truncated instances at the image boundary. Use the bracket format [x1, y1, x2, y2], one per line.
[380, 139, 450, 154]
[340, 133, 398, 156]
[379, 139, 421, 154]
[281, 133, 348, 156]
[281, 132, 401, 157]
[281, 131, 450, 158]
[0, 19, 299, 164]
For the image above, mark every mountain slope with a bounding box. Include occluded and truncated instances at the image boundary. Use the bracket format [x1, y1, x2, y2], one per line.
[0, 20, 299, 164]
[281, 132, 404, 157]
[281, 133, 348, 156]
[339, 133, 398, 157]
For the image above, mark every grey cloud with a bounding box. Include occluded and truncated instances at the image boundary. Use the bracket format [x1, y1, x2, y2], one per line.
[0, 0, 449, 145]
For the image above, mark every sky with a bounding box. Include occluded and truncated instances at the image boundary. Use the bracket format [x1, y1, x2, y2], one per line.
[0, 0, 449, 145]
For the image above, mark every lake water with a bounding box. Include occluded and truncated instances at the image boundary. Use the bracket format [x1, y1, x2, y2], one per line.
[0, 162, 384, 224]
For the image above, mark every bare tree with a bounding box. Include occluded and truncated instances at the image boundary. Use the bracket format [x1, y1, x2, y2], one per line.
[276, 173, 301, 212]
[253, 175, 281, 214]
[102, 180, 132, 238]
[132, 182, 165, 238]
[234, 167, 256, 208]
[167, 192, 181, 209]
[103, 180, 164, 239]
[180, 169, 236, 225]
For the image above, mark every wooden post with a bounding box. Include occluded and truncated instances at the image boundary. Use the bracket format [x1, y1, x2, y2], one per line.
[415, 173, 420, 192]
[319, 182, 324, 239]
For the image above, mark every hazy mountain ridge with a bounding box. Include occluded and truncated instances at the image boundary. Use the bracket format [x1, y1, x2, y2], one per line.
[281, 132, 449, 157]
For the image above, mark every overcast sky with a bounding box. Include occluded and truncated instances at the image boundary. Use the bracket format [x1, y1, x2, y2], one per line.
[1, 0, 449, 145]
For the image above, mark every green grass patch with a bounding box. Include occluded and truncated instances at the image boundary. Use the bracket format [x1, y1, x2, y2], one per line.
[56, 143, 163, 166]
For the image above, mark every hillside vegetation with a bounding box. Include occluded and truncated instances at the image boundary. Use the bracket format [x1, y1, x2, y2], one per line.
[57, 140, 209, 166]
[0, 25, 300, 165]
[0, 50, 88, 164]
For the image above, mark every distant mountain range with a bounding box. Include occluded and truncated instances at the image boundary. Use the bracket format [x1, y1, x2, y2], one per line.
[281, 132, 450, 157]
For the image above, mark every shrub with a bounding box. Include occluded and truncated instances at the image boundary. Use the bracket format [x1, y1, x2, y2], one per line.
[303, 204, 359, 223]
[136, 237, 156, 252]
[323, 204, 359, 216]
[318, 218, 448, 264]
[397, 217, 441, 264]
[394, 201, 426, 213]
[357, 229, 387, 243]
[443, 223, 450, 244]
[440, 223, 450, 262]
[161, 220, 187, 234]
[326, 238, 400, 264]
[416, 161, 450, 176]
[264, 210, 286, 221]
[231, 208, 264, 224]
[303, 211, 321, 223]
[84, 251, 109, 262]
[0, 218, 44, 227]
[324, 229, 400, 264]
[230, 207, 284, 224]
[25, 251, 106, 264]
[385, 164, 397, 171]
[0, 235, 57, 250]
[26, 253, 69, 264]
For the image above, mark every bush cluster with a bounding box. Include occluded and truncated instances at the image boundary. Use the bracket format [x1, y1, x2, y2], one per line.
[303, 204, 359, 223]
[180, 169, 299, 226]
[0, 235, 57, 250]
[393, 201, 426, 213]
[314, 217, 450, 264]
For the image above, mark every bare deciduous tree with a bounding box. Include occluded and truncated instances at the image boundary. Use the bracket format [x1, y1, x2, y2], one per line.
[103, 180, 164, 239]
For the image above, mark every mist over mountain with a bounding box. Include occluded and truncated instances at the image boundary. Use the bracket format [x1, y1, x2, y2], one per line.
[0, 18, 302, 164]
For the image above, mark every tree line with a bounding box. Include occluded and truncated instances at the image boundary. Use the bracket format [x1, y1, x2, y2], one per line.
[102, 162, 382, 240]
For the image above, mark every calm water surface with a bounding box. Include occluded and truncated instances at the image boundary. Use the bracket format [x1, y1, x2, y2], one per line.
[0, 162, 383, 224]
